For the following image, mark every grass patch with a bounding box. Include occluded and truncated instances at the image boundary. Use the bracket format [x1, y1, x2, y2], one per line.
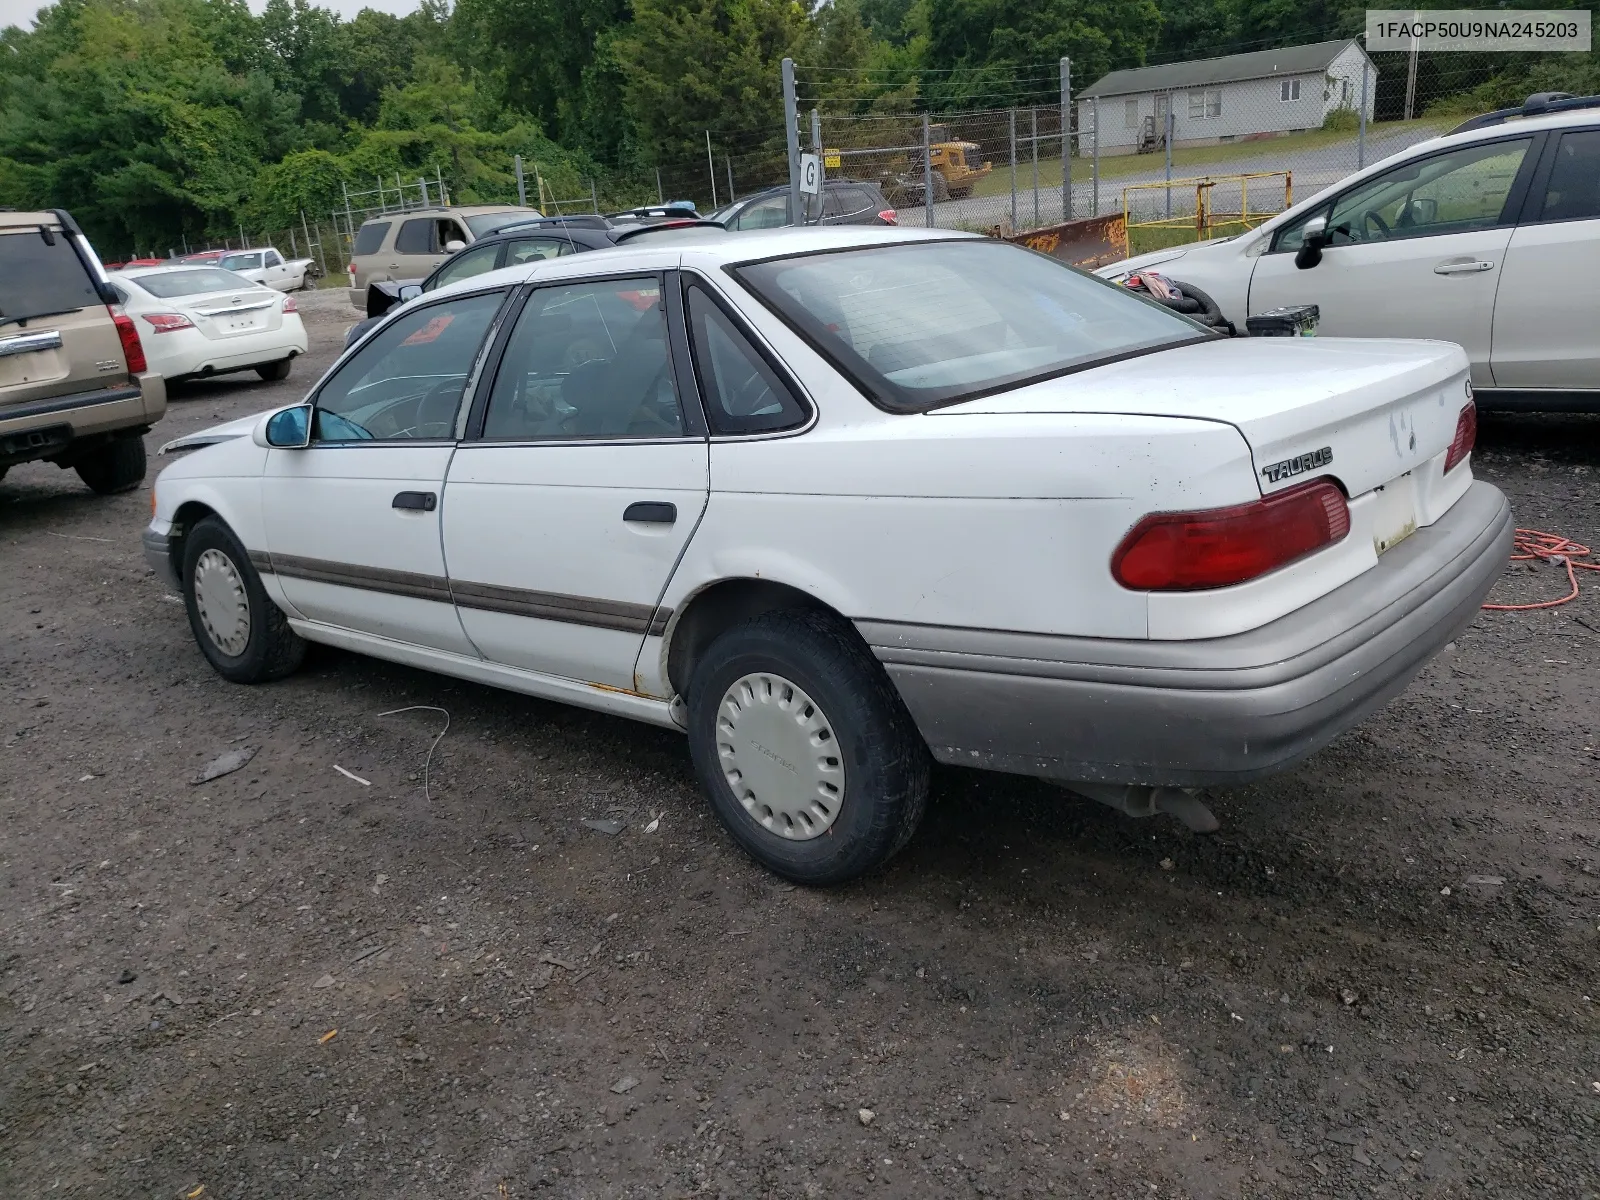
[1127, 220, 1253, 256]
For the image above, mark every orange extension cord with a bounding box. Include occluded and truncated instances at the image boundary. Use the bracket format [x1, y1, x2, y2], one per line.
[1482, 529, 1600, 611]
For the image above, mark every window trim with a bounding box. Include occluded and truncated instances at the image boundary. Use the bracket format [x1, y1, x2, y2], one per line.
[1518, 124, 1600, 226]
[1268, 131, 1547, 254]
[305, 286, 514, 448]
[462, 269, 705, 446]
[680, 273, 813, 439]
[723, 238, 1211, 415]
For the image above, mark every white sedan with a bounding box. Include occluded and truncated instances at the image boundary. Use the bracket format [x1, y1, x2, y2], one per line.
[142, 227, 1511, 884]
[110, 266, 308, 383]
[1099, 98, 1600, 408]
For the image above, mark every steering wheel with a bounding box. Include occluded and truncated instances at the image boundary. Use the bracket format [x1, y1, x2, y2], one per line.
[1362, 210, 1392, 240]
[391, 378, 465, 439]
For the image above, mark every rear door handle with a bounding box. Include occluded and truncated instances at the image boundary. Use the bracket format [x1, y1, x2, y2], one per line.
[393, 491, 437, 511]
[1434, 259, 1495, 274]
[623, 501, 677, 524]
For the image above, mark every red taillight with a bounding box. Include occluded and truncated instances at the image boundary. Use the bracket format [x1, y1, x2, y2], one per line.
[282, 295, 298, 314]
[1112, 478, 1351, 591]
[1443, 402, 1476, 473]
[111, 309, 147, 373]
[141, 312, 194, 334]
[878, 209, 898, 225]
[347, 263, 356, 278]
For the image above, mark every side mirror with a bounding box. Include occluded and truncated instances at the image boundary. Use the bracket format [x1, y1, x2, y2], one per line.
[443, 239, 466, 253]
[1294, 215, 1330, 270]
[398, 283, 423, 302]
[254, 404, 312, 449]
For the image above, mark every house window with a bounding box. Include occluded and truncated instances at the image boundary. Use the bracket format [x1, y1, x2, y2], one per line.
[1189, 89, 1222, 120]
[1280, 79, 1301, 102]
[1125, 98, 1138, 128]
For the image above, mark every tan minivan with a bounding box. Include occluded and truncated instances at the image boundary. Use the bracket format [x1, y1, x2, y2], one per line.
[345, 205, 540, 308]
[0, 209, 166, 493]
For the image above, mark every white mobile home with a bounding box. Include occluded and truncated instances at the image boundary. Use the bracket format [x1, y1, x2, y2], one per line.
[1078, 39, 1377, 156]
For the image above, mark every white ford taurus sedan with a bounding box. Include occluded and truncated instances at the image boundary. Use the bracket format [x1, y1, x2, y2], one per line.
[143, 227, 1512, 884]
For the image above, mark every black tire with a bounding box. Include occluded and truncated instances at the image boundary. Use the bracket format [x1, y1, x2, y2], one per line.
[74, 435, 146, 494]
[181, 516, 305, 684]
[256, 358, 292, 382]
[686, 609, 930, 886]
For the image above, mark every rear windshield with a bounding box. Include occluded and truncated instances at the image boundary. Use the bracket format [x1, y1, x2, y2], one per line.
[0, 227, 101, 327]
[464, 210, 539, 237]
[127, 269, 256, 298]
[353, 221, 391, 256]
[731, 240, 1206, 411]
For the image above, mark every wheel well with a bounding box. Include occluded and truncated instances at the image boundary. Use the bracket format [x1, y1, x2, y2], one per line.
[666, 579, 838, 697]
[168, 501, 220, 579]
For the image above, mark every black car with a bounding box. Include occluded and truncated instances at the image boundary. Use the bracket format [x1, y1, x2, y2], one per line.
[707, 179, 898, 231]
[345, 215, 712, 348]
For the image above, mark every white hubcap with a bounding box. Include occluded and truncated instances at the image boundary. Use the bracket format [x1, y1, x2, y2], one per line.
[716, 672, 845, 840]
[192, 548, 251, 656]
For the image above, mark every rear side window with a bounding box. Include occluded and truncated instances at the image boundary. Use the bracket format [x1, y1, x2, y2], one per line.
[353, 221, 391, 256]
[685, 284, 806, 434]
[0, 228, 101, 324]
[1536, 129, 1600, 222]
[395, 220, 432, 254]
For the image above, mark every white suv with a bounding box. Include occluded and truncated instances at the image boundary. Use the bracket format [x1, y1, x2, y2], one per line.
[1099, 93, 1600, 410]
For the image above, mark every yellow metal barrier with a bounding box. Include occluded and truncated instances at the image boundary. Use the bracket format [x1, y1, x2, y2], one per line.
[1122, 171, 1293, 245]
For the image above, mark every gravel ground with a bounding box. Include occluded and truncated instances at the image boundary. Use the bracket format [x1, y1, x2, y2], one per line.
[2, 286, 1597, 1199]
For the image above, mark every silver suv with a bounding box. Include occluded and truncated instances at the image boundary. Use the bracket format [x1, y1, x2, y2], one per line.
[345, 206, 539, 308]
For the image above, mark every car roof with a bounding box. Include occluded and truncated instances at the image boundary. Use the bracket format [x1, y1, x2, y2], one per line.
[358, 205, 535, 225]
[418, 225, 975, 304]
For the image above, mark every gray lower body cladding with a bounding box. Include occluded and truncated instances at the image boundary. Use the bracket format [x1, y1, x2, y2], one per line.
[861, 481, 1513, 788]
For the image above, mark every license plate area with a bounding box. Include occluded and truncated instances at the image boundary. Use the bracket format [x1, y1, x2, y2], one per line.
[1370, 472, 1419, 556]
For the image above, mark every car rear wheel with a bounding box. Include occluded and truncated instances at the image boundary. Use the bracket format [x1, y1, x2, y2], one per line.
[256, 358, 293, 382]
[74, 435, 146, 494]
[687, 609, 929, 885]
[181, 516, 305, 684]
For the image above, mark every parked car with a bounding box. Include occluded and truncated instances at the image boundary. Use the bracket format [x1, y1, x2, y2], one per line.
[1098, 92, 1600, 409]
[107, 266, 307, 383]
[606, 202, 700, 223]
[213, 247, 316, 292]
[346, 205, 541, 308]
[144, 227, 1510, 884]
[708, 179, 897, 230]
[1, 208, 166, 493]
[344, 215, 719, 347]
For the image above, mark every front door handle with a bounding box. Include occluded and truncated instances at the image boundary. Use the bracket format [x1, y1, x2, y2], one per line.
[623, 501, 677, 524]
[1434, 259, 1496, 274]
[393, 491, 437, 511]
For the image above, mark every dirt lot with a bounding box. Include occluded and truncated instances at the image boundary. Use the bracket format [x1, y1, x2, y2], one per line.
[2, 285, 1597, 1199]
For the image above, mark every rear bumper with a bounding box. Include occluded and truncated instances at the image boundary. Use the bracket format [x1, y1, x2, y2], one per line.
[0, 373, 166, 449]
[863, 480, 1514, 788]
[348, 287, 365, 309]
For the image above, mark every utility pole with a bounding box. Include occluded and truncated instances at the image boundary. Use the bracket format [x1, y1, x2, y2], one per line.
[1358, 61, 1370, 168]
[811, 108, 823, 224]
[1091, 97, 1100, 216]
[1405, 34, 1419, 120]
[922, 113, 935, 229]
[514, 155, 527, 207]
[1061, 58, 1072, 221]
[782, 57, 801, 226]
[705, 130, 718, 209]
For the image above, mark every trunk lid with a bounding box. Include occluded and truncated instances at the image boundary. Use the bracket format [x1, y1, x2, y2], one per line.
[188, 290, 283, 340]
[937, 336, 1471, 500]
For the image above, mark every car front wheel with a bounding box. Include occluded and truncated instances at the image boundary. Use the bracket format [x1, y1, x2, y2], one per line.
[687, 609, 929, 885]
[181, 516, 305, 683]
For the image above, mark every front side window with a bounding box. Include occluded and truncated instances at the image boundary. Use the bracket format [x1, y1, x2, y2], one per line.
[353, 222, 390, 256]
[733, 240, 1205, 412]
[685, 284, 807, 434]
[1536, 129, 1600, 222]
[429, 243, 501, 290]
[480, 277, 682, 440]
[313, 291, 503, 442]
[394, 219, 432, 254]
[435, 220, 468, 250]
[1274, 137, 1532, 251]
[265, 251, 283, 267]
